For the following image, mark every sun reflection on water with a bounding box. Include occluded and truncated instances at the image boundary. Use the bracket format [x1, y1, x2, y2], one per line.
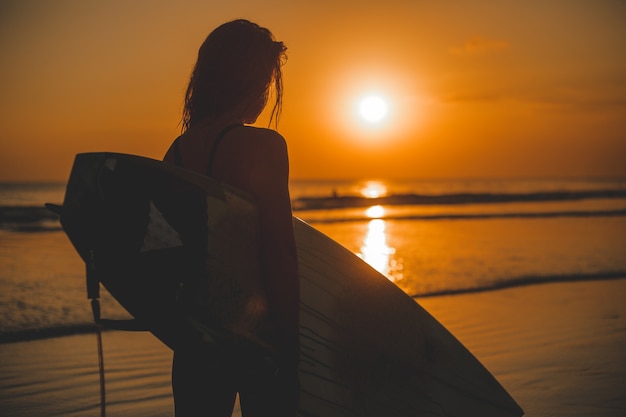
[365, 204, 385, 219]
[360, 181, 388, 198]
[359, 214, 402, 282]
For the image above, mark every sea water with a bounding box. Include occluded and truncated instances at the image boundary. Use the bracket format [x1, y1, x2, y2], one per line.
[1, 178, 625, 341]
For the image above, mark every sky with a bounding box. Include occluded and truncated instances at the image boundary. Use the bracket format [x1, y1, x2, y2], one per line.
[1, 0, 625, 181]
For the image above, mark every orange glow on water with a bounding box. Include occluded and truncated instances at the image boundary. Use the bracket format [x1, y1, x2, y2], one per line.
[359, 218, 402, 282]
[360, 181, 388, 199]
[365, 205, 385, 219]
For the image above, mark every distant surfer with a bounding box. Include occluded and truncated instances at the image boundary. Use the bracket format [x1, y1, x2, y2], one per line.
[163, 19, 299, 416]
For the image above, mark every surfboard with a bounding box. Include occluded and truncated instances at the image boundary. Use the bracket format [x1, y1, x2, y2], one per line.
[56, 152, 523, 417]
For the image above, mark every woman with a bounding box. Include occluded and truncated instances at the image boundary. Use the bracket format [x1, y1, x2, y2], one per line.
[163, 19, 299, 416]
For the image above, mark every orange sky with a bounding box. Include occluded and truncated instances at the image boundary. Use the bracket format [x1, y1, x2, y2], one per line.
[1, 0, 625, 181]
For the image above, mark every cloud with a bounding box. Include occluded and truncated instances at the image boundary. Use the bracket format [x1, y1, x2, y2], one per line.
[449, 36, 510, 56]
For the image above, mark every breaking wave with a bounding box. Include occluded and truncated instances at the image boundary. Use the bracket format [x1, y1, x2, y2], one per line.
[411, 271, 626, 298]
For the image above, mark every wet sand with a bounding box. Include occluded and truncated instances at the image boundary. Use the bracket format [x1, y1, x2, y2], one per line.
[1, 279, 625, 417]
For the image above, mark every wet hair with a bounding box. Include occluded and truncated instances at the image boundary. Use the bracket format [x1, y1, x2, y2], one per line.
[182, 19, 287, 131]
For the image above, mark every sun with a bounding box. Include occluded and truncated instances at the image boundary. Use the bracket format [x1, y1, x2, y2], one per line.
[357, 95, 389, 124]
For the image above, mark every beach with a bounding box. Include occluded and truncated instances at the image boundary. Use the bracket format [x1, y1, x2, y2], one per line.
[420, 279, 626, 417]
[1, 278, 625, 417]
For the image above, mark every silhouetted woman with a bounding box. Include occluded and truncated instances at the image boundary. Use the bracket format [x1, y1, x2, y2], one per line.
[163, 19, 299, 416]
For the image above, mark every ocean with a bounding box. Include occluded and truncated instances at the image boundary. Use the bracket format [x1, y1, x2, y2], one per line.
[1, 178, 625, 343]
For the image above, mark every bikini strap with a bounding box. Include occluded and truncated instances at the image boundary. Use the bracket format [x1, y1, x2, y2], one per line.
[206, 123, 243, 176]
[171, 136, 183, 167]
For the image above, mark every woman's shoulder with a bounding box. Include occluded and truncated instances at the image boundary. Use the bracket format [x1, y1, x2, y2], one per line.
[238, 126, 288, 155]
[240, 125, 285, 142]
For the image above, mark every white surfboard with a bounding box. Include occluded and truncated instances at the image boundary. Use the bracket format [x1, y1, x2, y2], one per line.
[56, 152, 523, 416]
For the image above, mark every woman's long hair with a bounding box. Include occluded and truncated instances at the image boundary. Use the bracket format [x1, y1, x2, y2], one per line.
[182, 20, 287, 132]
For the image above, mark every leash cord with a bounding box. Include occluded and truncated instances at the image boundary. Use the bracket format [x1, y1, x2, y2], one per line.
[95, 322, 106, 417]
[87, 252, 106, 417]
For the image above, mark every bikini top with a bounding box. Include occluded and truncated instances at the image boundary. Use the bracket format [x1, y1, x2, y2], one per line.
[171, 123, 243, 176]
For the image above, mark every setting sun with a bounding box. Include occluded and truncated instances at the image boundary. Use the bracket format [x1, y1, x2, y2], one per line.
[358, 95, 388, 124]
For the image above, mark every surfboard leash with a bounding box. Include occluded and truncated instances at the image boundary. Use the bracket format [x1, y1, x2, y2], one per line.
[87, 250, 107, 417]
[45, 203, 107, 416]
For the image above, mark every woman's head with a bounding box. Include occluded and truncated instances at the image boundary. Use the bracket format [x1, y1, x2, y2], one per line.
[182, 19, 287, 131]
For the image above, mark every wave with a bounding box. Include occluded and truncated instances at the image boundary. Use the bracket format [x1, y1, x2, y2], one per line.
[4, 187, 626, 231]
[293, 189, 626, 210]
[2, 272, 624, 344]
[0, 206, 62, 232]
[3, 206, 626, 232]
[411, 271, 626, 298]
[0, 323, 100, 344]
[302, 208, 626, 224]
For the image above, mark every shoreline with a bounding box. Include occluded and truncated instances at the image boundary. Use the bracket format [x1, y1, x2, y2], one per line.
[3, 277, 625, 346]
[1, 279, 625, 416]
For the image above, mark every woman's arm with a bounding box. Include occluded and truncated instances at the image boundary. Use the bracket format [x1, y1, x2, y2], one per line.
[249, 132, 299, 358]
